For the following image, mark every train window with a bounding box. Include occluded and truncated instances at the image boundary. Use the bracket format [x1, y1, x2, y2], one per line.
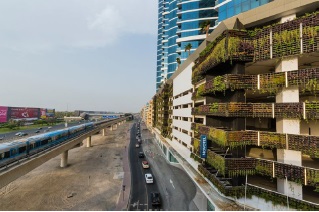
[0, 152, 4, 160]
[29, 143, 34, 150]
[4, 151, 10, 159]
[19, 146, 27, 154]
[11, 149, 17, 156]
[36, 141, 41, 147]
[41, 139, 49, 145]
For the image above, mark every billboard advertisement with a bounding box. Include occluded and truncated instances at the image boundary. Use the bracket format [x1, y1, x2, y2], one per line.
[200, 134, 208, 159]
[40, 108, 55, 119]
[0, 106, 8, 123]
[46, 109, 55, 117]
[10, 107, 39, 121]
[40, 108, 47, 119]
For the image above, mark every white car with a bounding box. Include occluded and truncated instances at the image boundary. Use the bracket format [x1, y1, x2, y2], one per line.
[142, 161, 149, 169]
[135, 143, 140, 148]
[15, 132, 22, 136]
[145, 173, 153, 184]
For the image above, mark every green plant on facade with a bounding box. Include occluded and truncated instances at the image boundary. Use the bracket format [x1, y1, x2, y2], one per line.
[303, 78, 319, 93]
[206, 150, 226, 176]
[227, 36, 241, 61]
[259, 72, 285, 94]
[303, 26, 319, 51]
[193, 138, 200, 154]
[306, 168, 319, 192]
[260, 132, 286, 149]
[273, 29, 300, 57]
[197, 84, 206, 97]
[209, 103, 220, 113]
[208, 127, 227, 147]
[255, 160, 273, 176]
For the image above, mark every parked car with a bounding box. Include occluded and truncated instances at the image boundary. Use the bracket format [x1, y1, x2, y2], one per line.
[142, 161, 149, 169]
[145, 173, 153, 184]
[150, 192, 161, 206]
[48, 126, 52, 129]
[138, 152, 145, 158]
[135, 143, 140, 148]
[0, 137, 4, 140]
[37, 127, 42, 130]
[35, 130, 40, 133]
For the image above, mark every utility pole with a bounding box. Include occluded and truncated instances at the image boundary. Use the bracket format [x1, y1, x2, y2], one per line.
[122, 185, 125, 201]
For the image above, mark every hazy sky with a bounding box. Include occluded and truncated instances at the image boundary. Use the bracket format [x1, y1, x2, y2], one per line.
[0, 0, 157, 113]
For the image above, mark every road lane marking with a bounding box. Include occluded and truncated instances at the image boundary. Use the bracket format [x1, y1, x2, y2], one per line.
[169, 179, 175, 189]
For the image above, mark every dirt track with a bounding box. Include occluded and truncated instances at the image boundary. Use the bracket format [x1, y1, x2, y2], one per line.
[0, 122, 131, 211]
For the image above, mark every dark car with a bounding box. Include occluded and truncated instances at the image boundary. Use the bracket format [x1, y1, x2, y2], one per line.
[35, 130, 40, 133]
[138, 152, 145, 158]
[150, 192, 161, 206]
[37, 127, 42, 130]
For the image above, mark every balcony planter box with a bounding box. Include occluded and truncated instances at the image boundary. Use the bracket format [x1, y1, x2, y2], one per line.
[259, 132, 286, 149]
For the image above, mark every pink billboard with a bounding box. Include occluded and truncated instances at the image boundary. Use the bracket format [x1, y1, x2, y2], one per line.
[10, 107, 39, 120]
[0, 106, 8, 123]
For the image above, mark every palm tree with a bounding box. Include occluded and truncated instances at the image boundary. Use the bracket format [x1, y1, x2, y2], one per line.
[200, 20, 211, 38]
[184, 43, 192, 56]
[176, 57, 181, 67]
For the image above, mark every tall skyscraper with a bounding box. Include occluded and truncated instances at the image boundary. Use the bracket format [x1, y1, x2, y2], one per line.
[156, 0, 217, 90]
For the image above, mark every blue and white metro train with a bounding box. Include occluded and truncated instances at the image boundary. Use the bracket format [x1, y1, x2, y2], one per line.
[0, 120, 112, 168]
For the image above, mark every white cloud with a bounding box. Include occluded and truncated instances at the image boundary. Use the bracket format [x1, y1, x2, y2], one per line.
[87, 6, 124, 45]
[0, 0, 157, 51]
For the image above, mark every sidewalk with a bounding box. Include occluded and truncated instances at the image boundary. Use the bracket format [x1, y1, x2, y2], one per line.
[115, 123, 132, 211]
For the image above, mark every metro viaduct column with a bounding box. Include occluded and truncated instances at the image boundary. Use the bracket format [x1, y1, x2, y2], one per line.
[60, 150, 69, 168]
[86, 136, 92, 147]
[102, 128, 107, 136]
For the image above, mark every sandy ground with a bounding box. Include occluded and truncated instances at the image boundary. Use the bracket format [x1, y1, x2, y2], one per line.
[0, 122, 131, 211]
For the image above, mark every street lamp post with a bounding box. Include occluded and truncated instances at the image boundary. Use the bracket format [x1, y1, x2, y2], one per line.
[122, 185, 126, 201]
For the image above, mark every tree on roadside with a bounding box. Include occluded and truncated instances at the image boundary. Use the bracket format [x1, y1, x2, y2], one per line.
[176, 57, 181, 67]
[184, 43, 192, 56]
[200, 20, 211, 38]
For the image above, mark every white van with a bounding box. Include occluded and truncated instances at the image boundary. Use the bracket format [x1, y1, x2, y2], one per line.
[145, 173, 153, 184]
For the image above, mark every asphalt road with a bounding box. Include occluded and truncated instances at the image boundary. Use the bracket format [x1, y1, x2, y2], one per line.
[129, 120, 198, 211]
[140, 122, 198, 211]
[129, 122, 162, 211]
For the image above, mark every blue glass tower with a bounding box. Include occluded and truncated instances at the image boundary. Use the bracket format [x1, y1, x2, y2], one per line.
[216, 0, 272, 22]
[156, 0, 217, 91]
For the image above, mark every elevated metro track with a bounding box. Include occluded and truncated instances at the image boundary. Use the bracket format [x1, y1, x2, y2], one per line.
[0, 117, 127, 189]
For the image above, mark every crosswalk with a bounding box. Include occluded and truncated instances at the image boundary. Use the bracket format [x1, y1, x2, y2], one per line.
[130, 203, 162, 211]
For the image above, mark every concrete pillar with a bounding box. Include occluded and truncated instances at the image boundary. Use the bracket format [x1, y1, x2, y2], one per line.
[86, 136, 91, 147]
[110, 125, 113, 131]
[102, 128, 106, 136]
[60, 150, 68, 168]
[275, 23, 302, 199]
